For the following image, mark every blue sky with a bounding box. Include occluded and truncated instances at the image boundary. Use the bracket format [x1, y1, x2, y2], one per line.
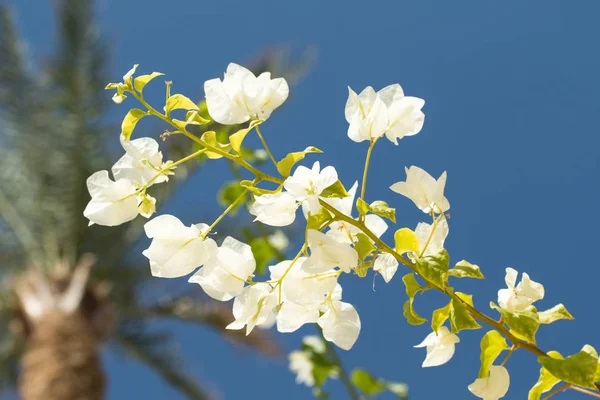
[12, 0, 600, 399]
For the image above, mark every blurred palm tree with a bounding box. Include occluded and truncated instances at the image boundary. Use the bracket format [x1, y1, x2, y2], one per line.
[0, 0, 313, 399]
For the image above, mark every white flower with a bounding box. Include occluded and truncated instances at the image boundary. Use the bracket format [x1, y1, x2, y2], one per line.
[497, 268, 544, 313]
[83, 170, 139, 226]
[414, 218, 449, 257]
[123, 64, 138, 83]
[318, 300, 361, 350]
[302, 335, 326, 354]
[267, 230, 289, 251]
[189, 236, 256, 301]
[283, 161, 338, 215]
[249, 192, 299, 227]
[373, 253, 399, 283]
[289, 351, 315, 387]
[204, 63, 289, 124]
[414, 326, 460, 367]
[390, 166, 450, 214]
[277, 301, 321, 333]
[468, 365, 510, 400]
[325, 182, 388, 244]
[112, 137, 169, 186]
[226, 283, 277, 334]
[345, 84, 425, 144]
[142, 214, 216, 278]
[303, 230, 358, 274]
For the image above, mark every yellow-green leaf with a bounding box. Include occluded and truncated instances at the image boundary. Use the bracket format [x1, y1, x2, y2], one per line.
[185, 110, 211, 125]
[394, 228, 420, 255]
[416, 249, 449, 289]
[490, 302, 539, 343]
[165, 94, 199, 114]
[368, 200, 396, 223]
[538, 304, 574, 325]
[478, 331, 510, 378]
[538, 347, 599, 390]
[431, 301, 452, 333]
[307, 207, 333, 230]
[276, 146, 322, 177]
[239, 180, 281, 196]
[354, 233, 375, 261]
[351, 369, 386, 396]
[402, 273, 427, 325]
[528, 351, 564, 400]
[133, 72, 164, 92]
[448, 260, 485, 279]
[230, 120, 262, 153]
[450, 293, 481, 333]
[200, 131, 231, 159]
[356, 198, 369, 215]
[320, 180, 350, 198]
[120, 108, 147, 140]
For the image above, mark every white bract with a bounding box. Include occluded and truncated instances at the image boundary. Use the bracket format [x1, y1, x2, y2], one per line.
[112, 137, 169, 186]
[303, 230, 358, 274]
[249, 192, 299, 227]
[345, 84, 425, 144]
[226, 283, 277, 334]
[283, 161, 338, 215]
[468, 365, 510, 400]
[289, 351, 315, 387]
[318, 296, 361, 351]
[325, 182, 388, 244]
[267, 230, 289, 251]
[302, 335, 326, 354]
[414, 218, 449, 257]
[189, 236, 256, 301]
[414, 326, 460, 367]
[83, 170, 139, 226]
[373, 252, 399, 283]
[142, 214, 216, 278]
[204, 63, 289, 124]
[497, 268, 544, 313]
[390, 166, 450, 214]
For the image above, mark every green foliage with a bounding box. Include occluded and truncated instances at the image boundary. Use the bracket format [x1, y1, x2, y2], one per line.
[249, 237, 278, 276]
[490, 303, 539, 343]
[218, 181, 247, 213]
[416, 249, 449, 289]
[165, 93, 199, 115]
[402, 273, 427, 325]
[320, 180, 350, 198]
[394, 228, 419, 255]
[528, 351, 564, 400]
[450, 293, 481, 333]
[351, 369, 386, 396]
[306, 208, 333, 230]
[356, 199, 396, 223]
[356, 197, 369, 215]
[538, 304, 574, 325]
[121, 108, 147, 140]
[276, 146, 322, 177]
[354, 233, 375, 262]
[200, 131, 231, 159]
[478, 331, 510, 378]
[448, 260, 484, 279]
[229, 121, 262, 153]
[538, 346, 599, 390]
[431, 301, 452, 333]
[133, 72, 164, 93]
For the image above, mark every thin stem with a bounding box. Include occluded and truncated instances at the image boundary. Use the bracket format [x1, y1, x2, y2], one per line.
[206, 184, 254, 234]
[419, 213, 445, 257]
[500, 345, 517, 366]
[255, 125, 278, 168]
[318, 327, 360, 400]
[359, 140, 376, 222]
[543, 383, 571, 400]
[570, 387, 600, 399]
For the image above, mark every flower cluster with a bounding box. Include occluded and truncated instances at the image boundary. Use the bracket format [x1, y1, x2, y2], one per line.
[90, 62, 593, 400]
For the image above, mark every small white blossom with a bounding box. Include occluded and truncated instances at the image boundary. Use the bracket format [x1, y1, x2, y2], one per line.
[289, 351, 315, 387]
[468, 365, 510, 400]
[249, 192, 299, 227]
[414, 326, 460, 367]
[189, 236, 256, 301]
[142, 214, 216, 278]
[302, 335, 326, 354]
[112, 137, 169, 186]
[303, 230, 358, 274]
[204, 63, 289, 124]
[414, 218, 449, 257]
[373, 252, 399, 283]
[497, 268, 544, 313]
[267, 230, 289, 251]
[83, 170, 139, 226]
[318, 300, 361, 351]
[226, 283, 277, 334]
[283, 161, 338, 215]
[390, 166, 450, 214]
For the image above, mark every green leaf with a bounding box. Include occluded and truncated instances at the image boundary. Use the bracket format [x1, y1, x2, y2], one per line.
[217, 181, 247, 213]
[478, 331, 510, 378]
[368, 200, 396, 223]
[356, 197, 369, 215]
[185, 110, 211, 125]
[165, 94, 199, 114]
[229, 120, 262, 153]
[450, 293, 481, 333]
[416, 249, 449, 289]
[306, 207, 333, 230]
[539, 347, 599, 390]
[351, 369, 386, 396]
[538, 304, 574, 325]
[276, 146, 322, 177]
[394, 228, 420, 255]
[249, 237, 278, 275]
[120, 108, 147, 140]
[490, 302, 539, 343]
[528, 351, 564, 400]
[239, 180, 281, 196]
[354, 233, 376, 262]
[200, 131, 231, 159]
[320, 180, 350, 198]
[402, 273, 427, 325]
[448, 260, 485, 279]
[133, 72, 164, 92]
[431, 301, 452, 333]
